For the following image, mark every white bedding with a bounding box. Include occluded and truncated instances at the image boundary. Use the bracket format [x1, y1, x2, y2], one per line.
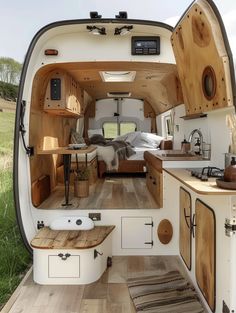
[128, 147, 159, 161]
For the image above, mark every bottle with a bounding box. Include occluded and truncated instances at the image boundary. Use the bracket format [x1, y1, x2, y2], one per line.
[224, 157, 236, 182]
[194, 138, 201, 155]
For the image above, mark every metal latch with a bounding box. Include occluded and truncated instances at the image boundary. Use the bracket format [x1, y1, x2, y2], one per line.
[144, 240, 153, 246]
[145, 221, 153, 227]
[225, 218, 236, 237]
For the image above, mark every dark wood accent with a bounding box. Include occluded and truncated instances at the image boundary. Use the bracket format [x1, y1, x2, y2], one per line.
[195, 199, 216, 312]
[31, 175, 51, 207]
[157, 219, 173, 244]
[179, 187, 192, 270]
[144, 151, 163, 173]
[98, 160, 146, 178]
[31, 226, 115, 249]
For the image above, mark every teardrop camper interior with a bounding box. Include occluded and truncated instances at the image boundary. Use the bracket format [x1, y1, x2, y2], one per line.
[12, 0, 236, 312]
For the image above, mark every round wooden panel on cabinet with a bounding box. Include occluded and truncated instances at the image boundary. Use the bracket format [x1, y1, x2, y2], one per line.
[157, 219, 173, 244]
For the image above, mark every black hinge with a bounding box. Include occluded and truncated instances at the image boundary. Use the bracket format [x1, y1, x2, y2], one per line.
[145, 222, 154, 227]
[222, 300, 230, 313]
[225, 218, 236, 237]
[144, 240, 153, 246]
[19, 100, 34, 156]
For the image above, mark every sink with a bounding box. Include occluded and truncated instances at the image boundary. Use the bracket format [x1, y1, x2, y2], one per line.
[162, 153, 196, 157]
[50, 216, 94, 230]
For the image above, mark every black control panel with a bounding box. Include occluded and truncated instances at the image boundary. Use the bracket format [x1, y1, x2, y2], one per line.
[131, 36, 160, 55]
[50, 78, 61, 100]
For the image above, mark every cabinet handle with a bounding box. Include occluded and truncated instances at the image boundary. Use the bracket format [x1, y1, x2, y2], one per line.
[149, 175, 152, 179]
[145, 222, 154, 227]
[58, 253, 71, 260]
[152, 179, 156, 185]
[191, 213, 197, 238]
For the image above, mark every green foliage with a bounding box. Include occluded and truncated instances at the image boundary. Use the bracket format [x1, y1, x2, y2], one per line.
[0, 57, 22, 85]
[0, 112, 31, 309]
[0, 81, 18, 101]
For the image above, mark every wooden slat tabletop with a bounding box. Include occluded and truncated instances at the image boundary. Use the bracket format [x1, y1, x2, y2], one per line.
[31, 226, 115, 249]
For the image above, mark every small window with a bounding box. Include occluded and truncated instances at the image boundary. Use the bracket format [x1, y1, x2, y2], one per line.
[120, 122, 137, 135]
[103, 122, 118, 139]
[162, 114, 173, 138]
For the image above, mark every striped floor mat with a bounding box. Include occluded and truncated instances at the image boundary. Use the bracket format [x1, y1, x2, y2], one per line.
[127, 271, 206, 313]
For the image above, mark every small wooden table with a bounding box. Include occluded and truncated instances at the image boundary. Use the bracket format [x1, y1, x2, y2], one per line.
[37, 146, 96, 206]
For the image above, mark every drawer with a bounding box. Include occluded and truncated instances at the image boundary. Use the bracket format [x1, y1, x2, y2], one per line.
[48, 254, 80, 278]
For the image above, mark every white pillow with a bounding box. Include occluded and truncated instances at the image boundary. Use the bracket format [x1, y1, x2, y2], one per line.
[88, 128, 103, 138]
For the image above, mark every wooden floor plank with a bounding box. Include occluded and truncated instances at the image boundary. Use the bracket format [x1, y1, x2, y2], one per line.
[39, 177, 158, 210]
[3, 256, 190, 313]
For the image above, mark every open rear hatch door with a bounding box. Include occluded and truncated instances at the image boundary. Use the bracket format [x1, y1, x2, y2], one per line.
[171, 0, 236, 117]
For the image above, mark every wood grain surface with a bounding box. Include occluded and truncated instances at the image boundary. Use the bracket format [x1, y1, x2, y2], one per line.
[31, 226, 115, 249]
[195, 199, 215, 312]
[179, 187, 192, 270]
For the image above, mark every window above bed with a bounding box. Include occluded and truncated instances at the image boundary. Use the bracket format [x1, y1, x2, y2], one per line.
[103, 122, 137, 139]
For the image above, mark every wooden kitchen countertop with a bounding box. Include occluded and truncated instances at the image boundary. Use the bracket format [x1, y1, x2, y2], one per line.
[31, 226, 115, 249]
[149, 150, 204, 161]
[164, 168, 236, 195]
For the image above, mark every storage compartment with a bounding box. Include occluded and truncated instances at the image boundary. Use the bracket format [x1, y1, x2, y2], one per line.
[179, 187, 192, 270]
[31, 175, 51, 207]
[121, 217, 153, 249]
[48, 254, 80, 278]
[44, 69, 84, 117]
[195, 199, 216, 312]
[32, 226, 114, 284]
[146, 163, 163, 207]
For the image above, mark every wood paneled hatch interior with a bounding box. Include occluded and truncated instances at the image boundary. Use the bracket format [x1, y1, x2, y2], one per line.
[29, 61, 182, 210]
[179, 187, 192, 270]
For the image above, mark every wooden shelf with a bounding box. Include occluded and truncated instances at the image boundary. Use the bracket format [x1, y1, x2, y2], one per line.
[31, 226, 115, 249]
[180, 113, 207, 120]
[37, 146, 96, 155]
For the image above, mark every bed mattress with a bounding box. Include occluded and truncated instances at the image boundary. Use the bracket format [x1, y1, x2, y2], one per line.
[128, 147, 159, 161]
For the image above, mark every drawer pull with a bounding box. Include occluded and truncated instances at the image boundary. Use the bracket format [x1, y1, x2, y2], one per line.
[153, 180, 156, 185]
[58, 253, 71, 260]
[149, 175, 152, 179]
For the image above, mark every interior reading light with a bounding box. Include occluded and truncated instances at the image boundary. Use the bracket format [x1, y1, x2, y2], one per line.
[44, 49, 58, 56]
[115, 11, 128, 19]
[87, 25, 106, 35]
[114, 25, 133, 36]
[90, 11, 102, 19]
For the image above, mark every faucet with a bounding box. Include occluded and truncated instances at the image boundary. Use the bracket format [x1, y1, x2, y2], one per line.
[188, 129, 203, 155]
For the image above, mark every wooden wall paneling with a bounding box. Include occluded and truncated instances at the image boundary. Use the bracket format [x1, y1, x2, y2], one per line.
[179, 187, 192, 270]
[171, 0, 234, 115]
[32, 62, 184, 116]
[29, 68, 77, 194]
[195, 199, 216, 312]
[44, 69, 84, 117]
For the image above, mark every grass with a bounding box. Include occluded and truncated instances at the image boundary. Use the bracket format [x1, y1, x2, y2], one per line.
[0, 111, 31, 309]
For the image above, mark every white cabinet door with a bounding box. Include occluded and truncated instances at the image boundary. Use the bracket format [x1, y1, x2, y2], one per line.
[121, 217, 153, 249]
[48, 254, 80, 278]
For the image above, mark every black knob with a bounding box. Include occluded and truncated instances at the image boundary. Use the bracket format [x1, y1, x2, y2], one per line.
[76, 219, 82, 225]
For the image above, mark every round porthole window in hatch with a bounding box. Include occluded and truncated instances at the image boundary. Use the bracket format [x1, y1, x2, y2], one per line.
[202, 66, 216, 100]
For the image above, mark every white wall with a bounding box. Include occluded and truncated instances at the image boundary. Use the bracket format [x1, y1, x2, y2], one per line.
[157, 104, 234, 168]
[89, 98, 151, 132]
